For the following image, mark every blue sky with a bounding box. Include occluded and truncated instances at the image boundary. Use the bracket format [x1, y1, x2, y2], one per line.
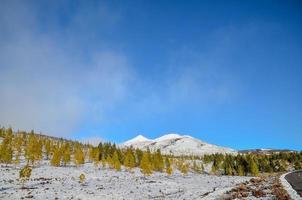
[0, 0, 301, 150]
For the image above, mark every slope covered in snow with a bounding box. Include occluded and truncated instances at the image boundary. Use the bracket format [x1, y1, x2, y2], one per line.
[123, 133, 237, 156]
[0, 163, 250, 200]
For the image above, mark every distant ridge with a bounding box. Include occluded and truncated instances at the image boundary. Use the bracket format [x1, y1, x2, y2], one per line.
[123, 133, 237, 156]
[239, 149, 298, 155]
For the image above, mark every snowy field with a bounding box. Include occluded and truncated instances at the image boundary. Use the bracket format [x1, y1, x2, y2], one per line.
[0, 163, 251, 200]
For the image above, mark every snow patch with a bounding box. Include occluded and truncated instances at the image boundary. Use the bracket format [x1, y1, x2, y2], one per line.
[280, 171, 302, 200]
[154, 133, 182, 142]
[124, 134, 151, 145]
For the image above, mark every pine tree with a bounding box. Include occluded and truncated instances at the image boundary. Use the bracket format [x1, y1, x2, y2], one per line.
[88, 146, 95, 162]
[135, 148, 143, 166]
[106, 155, 113, 169]
[62, 143, 71, 166]
[237, 164, 245, 176]
[93, 148, 100, 168]
[74, 144, 85, 166]
[45, 140, 52, 160]
[19, 165, 32, 188]
[0, 127, 4, 138]
[51, 146, 61, 167]
[249, 158, 259, 176]
[179, 161, 189, 175]
[123, 148, 135, 170]
[101, 156, 107, 168]
[13, 133, 23, 161]
[112, 151, 121, 171]
[192, 160, 203, 173]
[0, 128, 13, 164]
[25, 131, 40, 165]
[153, 149, 164, 172]
[165, 157, 173, 175]
[140, 152, 152, 176]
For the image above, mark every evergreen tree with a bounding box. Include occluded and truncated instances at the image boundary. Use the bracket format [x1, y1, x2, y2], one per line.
[106, 155, 113, 169]
[101, 156, 107, 168]
[74, 144, 85, 166]
[88, 146, 95, 162]
[135, 148, 143, 166]
[179, 161, 189, 175]
[112, 151, 121, 171]
[165, 157, 173, 175]
[19, 165, 32, 188]
[123, 148, 136, 170]
[237, 164, 245, 176]
[192, 160, 203, 173]
[45, 140, 52, 160]
[51, 146, 61, 167]
[0, 128, 13, 164]
[25, 131, 40, 165]
[153, 149, 164, 172]
[140, 152, 152, 176]
[62, 143, 71, 166]
[249, 158, 259, 176]
[0, 127, 4, 138]
[93, 148, 100, 168]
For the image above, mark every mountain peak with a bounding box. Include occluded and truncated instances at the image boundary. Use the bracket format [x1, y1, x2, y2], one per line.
[124, 134, 151, 145]
[123, 133, 237, 156]
[154, 133, 182, 141]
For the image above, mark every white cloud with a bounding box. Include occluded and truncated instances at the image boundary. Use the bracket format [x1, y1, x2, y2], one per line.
[0, 1, 134, 136]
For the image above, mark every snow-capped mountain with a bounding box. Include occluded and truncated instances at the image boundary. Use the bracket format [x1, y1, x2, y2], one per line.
[123, 133, 237, 156]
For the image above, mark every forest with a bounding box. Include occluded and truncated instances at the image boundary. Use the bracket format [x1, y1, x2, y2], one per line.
[0, 127, 301, 177]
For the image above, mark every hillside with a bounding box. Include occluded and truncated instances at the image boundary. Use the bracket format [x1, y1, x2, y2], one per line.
[123, 133, 237, 156]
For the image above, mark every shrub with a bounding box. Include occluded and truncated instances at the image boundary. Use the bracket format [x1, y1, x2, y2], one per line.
[19, 165, 32, 187]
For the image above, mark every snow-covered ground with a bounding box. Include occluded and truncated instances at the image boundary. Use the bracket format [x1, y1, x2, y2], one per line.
[123, 133, 237, 156]
[0, 163, 250, 200]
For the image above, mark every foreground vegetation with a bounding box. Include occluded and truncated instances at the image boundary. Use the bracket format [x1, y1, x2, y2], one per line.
[0, 127, 301, 177]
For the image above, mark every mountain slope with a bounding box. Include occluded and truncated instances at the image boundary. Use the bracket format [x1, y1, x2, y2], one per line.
[123, 133, 237, 156]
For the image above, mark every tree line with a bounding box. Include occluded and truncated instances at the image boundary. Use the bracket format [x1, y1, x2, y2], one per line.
[0, 127, 301, 177]
[202, 151, 302, 176]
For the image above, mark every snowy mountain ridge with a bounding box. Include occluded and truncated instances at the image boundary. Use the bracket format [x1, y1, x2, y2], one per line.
[123, 133, 237, 156]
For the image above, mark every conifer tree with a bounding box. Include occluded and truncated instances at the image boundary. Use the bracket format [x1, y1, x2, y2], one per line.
[165, 157, 173, 175]
[88, 146, 95, 162]
[93, 148, 100, 168]
[153, 149, 164, 172]
[135, 148, 143, 166]
[123, 148, 135, 170]
[0, 127, 4, 138]
[25, 131, 40, 165]
[45, 140, 52, 160]
[51, 146, 61, 167]
[140, 152, 152, 176]
[0, 128, 13, 164]
[19, 165, 32, 188]
[101, 155, 107, 168]
[179, 161, 189, 175]
[74, 144, 85, 166]
[113, 151, 121, 171]
[249, 158, 259, 176]
[62, 143, 71, 166]
[237, 164, 245, 176]
[13, 133, 23, 157]
[106, 155, 113, 169]
[192, 160, 203, 173]
[13, 133, 22, 166]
